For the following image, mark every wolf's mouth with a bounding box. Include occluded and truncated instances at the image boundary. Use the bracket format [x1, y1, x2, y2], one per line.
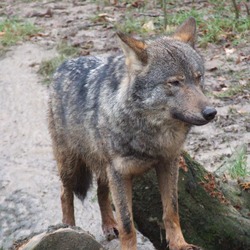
[171, 112, 211, 126]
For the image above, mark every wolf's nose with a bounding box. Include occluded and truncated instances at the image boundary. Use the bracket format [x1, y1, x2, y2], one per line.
[202, 107, 217, 121]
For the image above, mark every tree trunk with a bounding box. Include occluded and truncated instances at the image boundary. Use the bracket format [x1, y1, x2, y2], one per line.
[132, 152, 250, 250]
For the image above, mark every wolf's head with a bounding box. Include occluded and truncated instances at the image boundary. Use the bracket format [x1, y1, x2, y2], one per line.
[117, 17, 217, 126]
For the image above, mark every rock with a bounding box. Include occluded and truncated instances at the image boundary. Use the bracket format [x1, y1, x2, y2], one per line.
[14, 224, 104, 250]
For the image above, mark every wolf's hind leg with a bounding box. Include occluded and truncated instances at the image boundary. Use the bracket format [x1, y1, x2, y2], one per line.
[59, 156, 92, 226]
[61, 184, 75, 226]
[97, 178, 118, 240]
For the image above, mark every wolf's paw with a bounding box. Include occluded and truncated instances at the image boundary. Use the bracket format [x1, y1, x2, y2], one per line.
[170, 243, 202, 250]
[103, 225, 119, 241]
[179, 244, 202, 250]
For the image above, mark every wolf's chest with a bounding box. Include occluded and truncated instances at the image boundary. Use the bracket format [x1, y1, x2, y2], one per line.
[122, 124, 188, 160]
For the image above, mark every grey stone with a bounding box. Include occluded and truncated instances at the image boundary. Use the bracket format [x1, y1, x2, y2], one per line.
[18, 227, 104, 250]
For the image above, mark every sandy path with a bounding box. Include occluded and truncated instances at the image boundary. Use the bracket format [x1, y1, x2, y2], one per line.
[0, 43, 61, 247]
[0, 43, 154, 249]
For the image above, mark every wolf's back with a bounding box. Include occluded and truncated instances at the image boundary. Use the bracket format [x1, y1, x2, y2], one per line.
[50, 55, 124, 128]
[51, 56, 109, 120]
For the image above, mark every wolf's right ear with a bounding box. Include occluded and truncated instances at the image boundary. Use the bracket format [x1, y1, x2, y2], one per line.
[172, 17, 196, 48]
[117, 32, 148, 71]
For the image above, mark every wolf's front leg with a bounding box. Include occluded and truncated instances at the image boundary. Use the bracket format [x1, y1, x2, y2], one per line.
[156, 160, 202, 250]
[107, 164, 137, 250]
[97, 178, 118, 240]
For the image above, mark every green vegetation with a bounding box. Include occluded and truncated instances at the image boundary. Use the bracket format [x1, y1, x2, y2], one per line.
[165, 3, 250, 46]
[38, 55, 66, 84]
[38, 42, 81, 84]
[0, 18, 39, 47]
[215, 82, 250, 99]
[115, 16, 151, 36]
[100, 0, 250, 47]
[56, 41, 81, 57]
[36, 0, 249, 83]
[227, 145, 249, 179]
[214, 69, 250, 99]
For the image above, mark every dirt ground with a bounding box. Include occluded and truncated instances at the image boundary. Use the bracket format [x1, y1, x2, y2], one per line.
[0, 0, 249, 249]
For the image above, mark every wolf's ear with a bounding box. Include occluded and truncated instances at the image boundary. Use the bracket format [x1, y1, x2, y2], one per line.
[172, 17, 196, 48]
[117, 32, 148, 70]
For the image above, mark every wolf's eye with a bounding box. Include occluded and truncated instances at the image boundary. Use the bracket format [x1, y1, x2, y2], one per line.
[169, 80, 180, 86]
[166, 77, 184, 87]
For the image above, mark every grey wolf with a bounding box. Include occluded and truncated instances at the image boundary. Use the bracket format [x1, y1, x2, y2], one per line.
[48, 17, 216, 250]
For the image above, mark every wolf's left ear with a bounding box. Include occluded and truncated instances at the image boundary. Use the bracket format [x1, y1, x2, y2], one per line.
[117, 32, 148, 70]
[172, 17, 196, 48]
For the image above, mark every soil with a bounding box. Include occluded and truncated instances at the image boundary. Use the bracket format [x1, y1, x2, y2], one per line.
[0, 0, 249, 249]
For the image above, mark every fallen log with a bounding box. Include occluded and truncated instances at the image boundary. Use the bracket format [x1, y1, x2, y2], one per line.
[132, 152, 250, 250]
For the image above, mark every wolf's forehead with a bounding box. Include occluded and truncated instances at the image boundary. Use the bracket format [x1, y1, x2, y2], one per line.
[149, 39, 204, 73]
[177, 48, 204, 73]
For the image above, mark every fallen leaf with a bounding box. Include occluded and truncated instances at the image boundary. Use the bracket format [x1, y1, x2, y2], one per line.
[29, 32, 50, 38]
[236, 55, 241, 64]
[142, 20, 155, 32]
[239, 182, 250, 190]
[217, 76, 227, 82]
[225, 47, 236, 56]
[131, 1, 145, 8]
[237, 109, 248, 114]
[233, 204, 242, 210]
[206, 59, 221, 71]
[179, 156, 188, 172]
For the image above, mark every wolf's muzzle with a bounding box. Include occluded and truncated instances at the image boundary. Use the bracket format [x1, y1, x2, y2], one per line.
[202, 107, 217, 121]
